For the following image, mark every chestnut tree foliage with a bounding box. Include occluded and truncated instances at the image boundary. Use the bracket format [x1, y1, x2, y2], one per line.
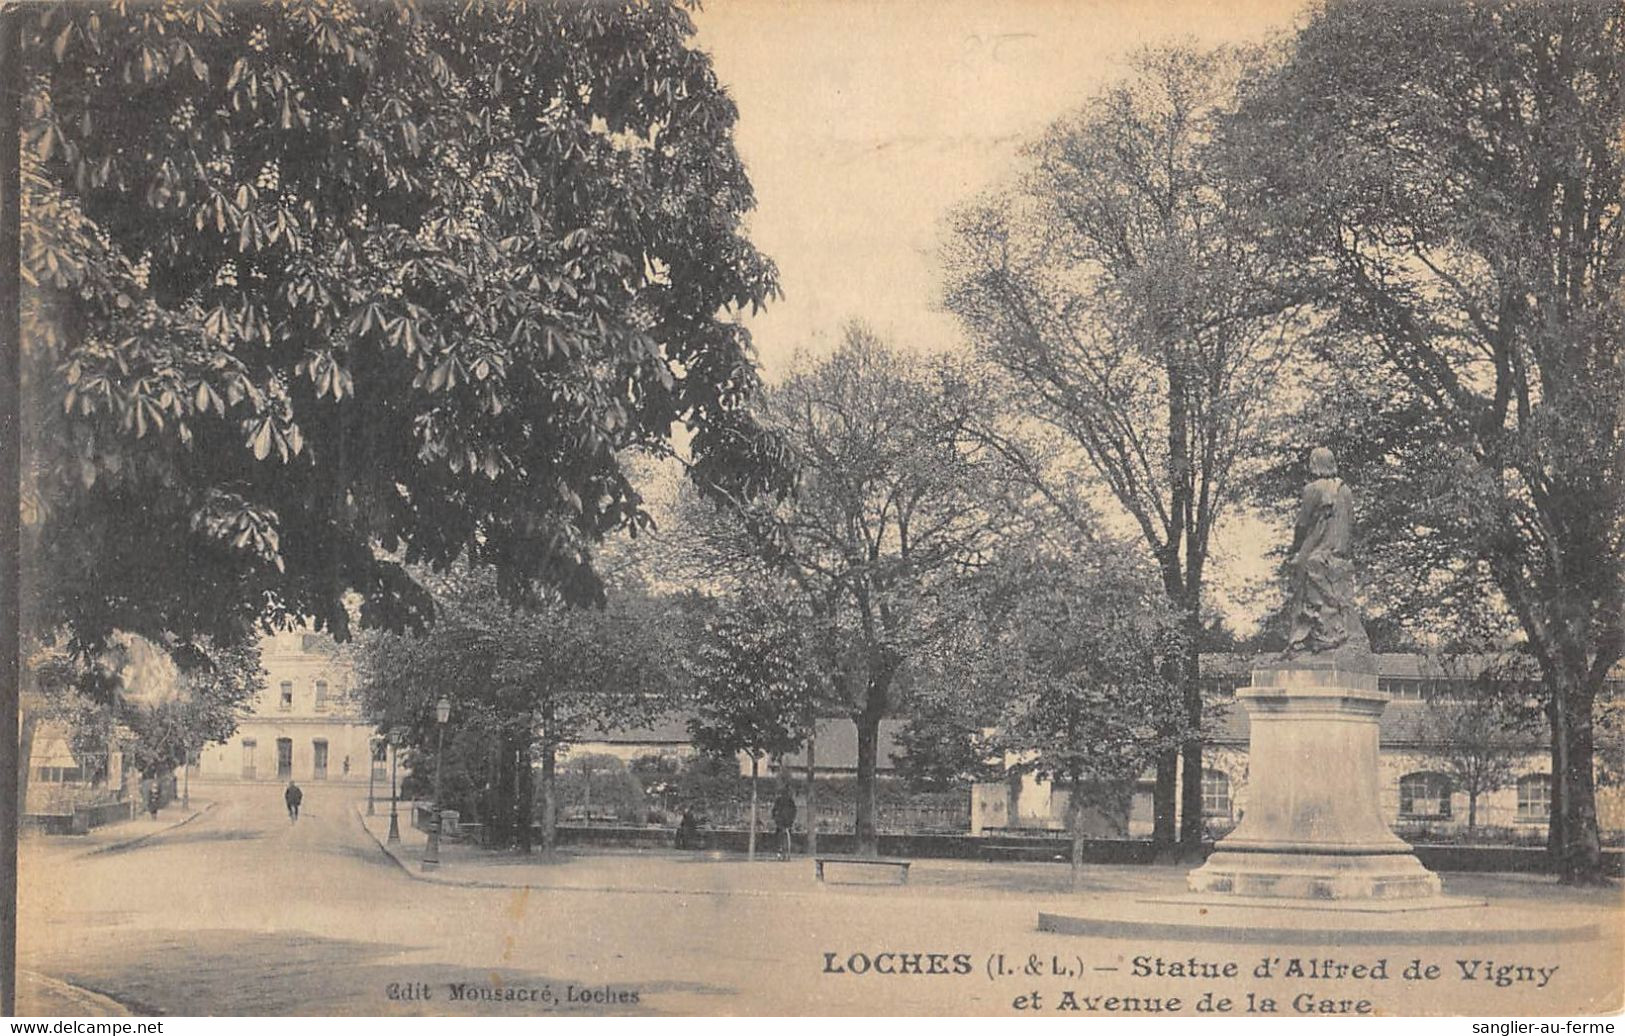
[19, 0, 783, 674]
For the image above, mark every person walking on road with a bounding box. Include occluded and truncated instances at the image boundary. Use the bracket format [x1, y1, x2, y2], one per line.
[771, 787, 797, 861]
[285, 780, 303, 821]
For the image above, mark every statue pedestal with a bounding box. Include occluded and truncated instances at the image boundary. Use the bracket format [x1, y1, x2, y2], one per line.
[1188, 663, 1441, 900]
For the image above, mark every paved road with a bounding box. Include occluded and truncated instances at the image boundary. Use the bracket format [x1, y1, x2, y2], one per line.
[17, 783, 1624, 1016]
[21, 782, 1009, 1015]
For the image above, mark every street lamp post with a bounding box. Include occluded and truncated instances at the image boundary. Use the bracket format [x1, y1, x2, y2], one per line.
[367, 734, 383, 816]
[422, 696, 450, 871]
[387, 727, 403, 844]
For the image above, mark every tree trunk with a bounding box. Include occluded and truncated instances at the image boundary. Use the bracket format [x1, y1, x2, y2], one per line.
[16, 709, 38, 819]
[1467, 792, 1477, 833]
[514, 732, 534, 854]
[1068, 777, 1085, 891]
[1152, 750, 1177, 850]
[747, 753, 759, 861]
[1177, 621, 1206, 853]
[854, 713, 881, 856]
[1551, 674, 1603, 884]
[1179, 739, 1205, 854]
[1546, 695, 1566, 860]
[494, 732, 516, 849]
[805, 732, 818, 858]
[539, 740, 557, 853]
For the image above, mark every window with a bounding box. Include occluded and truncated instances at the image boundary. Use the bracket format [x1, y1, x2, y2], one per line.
[301, 633, 326, 652]
[1516, 774, 1551, 823]
[1399, 772, 1453, 819]
[1202, 770, 1232, 819]
[279, 681, 293, 710]
[1391, 679, 1424, 700]
[241, 739, 257, 780]
[314, 680, 328, 711]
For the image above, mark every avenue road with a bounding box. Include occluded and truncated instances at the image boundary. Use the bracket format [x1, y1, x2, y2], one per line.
[16, 782, 1623, 1016]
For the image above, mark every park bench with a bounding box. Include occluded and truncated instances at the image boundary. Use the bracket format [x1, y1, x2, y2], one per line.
[814, 855, 912, 885]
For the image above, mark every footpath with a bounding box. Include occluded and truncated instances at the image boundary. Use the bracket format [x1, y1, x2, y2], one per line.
[16, 972, 133, 1017]
[353, 804, 1615, 913]
[14, 799, 213, 1016]
[357, 803, 839, 897]
[21, 797, 216, 861]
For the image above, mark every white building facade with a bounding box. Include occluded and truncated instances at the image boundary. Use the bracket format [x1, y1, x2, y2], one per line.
[192, 630, 376, 785]
[972, 653, 1624, 839]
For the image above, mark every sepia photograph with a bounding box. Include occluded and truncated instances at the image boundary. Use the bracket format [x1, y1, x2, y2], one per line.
[2, 0, 1621, 1020]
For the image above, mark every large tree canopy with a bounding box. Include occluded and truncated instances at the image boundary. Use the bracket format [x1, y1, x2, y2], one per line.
[20, 0, 782, 658]
[1224, 0, 1623, 880]
[943, 542, 1189, 884]
[942, 45, 1297, 850]
[677, 326, 1005, 854]
[684, 587, 820, 859]
[29, 632, 263, 784]
[353, 563, 683, 851]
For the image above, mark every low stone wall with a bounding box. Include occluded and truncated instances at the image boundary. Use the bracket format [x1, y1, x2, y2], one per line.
[84, 799, 135, 828]
[538, 825, 1624, 875]
[23, 799, 133, 835]
[22, 814, 79, 836]
[1412, 843, 1624, 876]
[420, 803, 1625, 876]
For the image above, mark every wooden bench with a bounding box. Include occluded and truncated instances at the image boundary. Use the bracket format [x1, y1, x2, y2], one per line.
[814, 855, 912, 884]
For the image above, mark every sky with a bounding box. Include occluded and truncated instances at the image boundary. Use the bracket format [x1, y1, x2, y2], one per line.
[693, 0, 1309, 377]
[689, 0, 1312, 631]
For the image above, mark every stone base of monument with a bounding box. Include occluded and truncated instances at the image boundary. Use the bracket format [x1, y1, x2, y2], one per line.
[1188, 849, 1442, 900]
[1033, 660, 1603, 943]
[1185, 661, 1446, 903]
[1031, 650, 1610, 943]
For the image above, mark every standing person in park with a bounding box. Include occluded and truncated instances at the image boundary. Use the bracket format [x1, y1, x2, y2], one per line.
[771, 787, 798, 861]
[285, 781, 303, 822]
[675, 808, 700, 850]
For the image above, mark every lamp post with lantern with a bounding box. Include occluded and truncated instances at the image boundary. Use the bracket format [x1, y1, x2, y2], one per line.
[387, 727, 404, 844]
[367, 734, 383, 815]
[422, 696, 451, 871]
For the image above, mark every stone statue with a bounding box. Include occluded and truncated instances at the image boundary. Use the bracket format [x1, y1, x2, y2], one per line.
[1284, 447, 1371, 661]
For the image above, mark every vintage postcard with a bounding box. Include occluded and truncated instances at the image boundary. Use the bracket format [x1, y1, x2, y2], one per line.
[6, 0, 1622, 1020]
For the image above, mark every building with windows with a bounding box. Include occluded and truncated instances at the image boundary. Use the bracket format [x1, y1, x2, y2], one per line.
[191, 630, 375, 785]
[21, 716, 130, 817]
[972, 652, 1624, 838]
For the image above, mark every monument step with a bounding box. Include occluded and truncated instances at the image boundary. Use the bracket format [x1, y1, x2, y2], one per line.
[1037, 896, 1600, 945]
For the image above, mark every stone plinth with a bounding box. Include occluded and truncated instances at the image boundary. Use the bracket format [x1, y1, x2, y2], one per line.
[1188, 662, 1442, 901]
